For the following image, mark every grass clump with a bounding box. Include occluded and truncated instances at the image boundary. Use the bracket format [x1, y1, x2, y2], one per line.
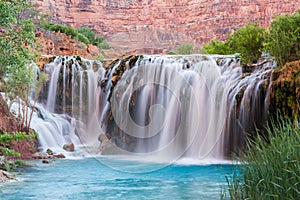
[226, 116, 300, 199]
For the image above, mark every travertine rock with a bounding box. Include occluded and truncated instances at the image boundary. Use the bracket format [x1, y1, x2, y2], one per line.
[35, 0, 300, 53]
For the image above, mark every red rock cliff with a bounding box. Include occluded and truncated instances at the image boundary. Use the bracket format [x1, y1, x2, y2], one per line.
[35, 0, 300, 53]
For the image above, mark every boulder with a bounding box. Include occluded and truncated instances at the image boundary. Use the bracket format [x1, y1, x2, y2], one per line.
[98, 134, 124, 155]
[0, 170, 16, 183]
[54, 153, 66, 159]
[46, 148, 54, 155]
[63, 143, 75, 152]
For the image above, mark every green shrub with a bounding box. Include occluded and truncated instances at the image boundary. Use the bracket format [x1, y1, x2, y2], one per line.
[96, 54, 105, 61]
[41, 23, 112, 50]
[201, 39, 232, 55]
[268, 11, 300, 66]
[201, 22, 266, 64]
[77, 26, 110, 49]
[0, 131, 38, 157]
[77, 33, 90, 45]
[77, 26, 95, 44]
[226, 115, 300, 199]
[177, 44, 194, 55]
[97, 41, 111, 50]
[227, 22, 266, 64]
[167, 51, 176, 55]
[94, 36, 105, 45]
[42, 22, 78, 38]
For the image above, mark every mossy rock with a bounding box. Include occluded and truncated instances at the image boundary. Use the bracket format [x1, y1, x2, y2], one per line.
[270, 60, 300, 117]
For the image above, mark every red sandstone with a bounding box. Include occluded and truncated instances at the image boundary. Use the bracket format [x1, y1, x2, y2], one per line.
[35, 0, 300, 53]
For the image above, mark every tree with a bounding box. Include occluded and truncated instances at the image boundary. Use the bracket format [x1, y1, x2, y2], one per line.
[0, 0, 47, 132]
[201, 22, 266, 64]
[201, 39, 232, 55]
[267, 11, 300, 67]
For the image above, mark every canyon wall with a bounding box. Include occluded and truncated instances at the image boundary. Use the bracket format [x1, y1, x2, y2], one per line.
[35, 0, 300, 53]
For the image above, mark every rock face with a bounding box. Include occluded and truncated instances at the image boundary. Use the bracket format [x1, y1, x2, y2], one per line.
[0, 94, 39, 160]
[270, 60, 300, 117]
[35, 0, 300, 53]
[36, 31, 100, 59]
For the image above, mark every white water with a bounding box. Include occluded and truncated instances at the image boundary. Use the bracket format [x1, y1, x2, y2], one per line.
[9, 55, 273, 162]
[97, 55, 274, 162]
[31, 56, 105, 154]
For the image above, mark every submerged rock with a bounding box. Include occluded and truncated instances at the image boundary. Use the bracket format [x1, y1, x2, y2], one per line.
[42, 160, 52, 164]
[63, 143, 75, 152]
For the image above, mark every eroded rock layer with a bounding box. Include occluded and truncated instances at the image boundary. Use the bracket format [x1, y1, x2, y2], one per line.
[35, 0, 300, 53]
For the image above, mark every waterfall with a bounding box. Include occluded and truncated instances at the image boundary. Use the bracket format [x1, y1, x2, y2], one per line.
[32, 54, 273, 161]
[97, 55, 273, 161]
[35, 56, 105, 153]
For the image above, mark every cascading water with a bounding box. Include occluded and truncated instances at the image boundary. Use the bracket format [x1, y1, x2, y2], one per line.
[35, 56, 105, 153]
[33, 54, 273, 162]
[97, 55, 273, 162]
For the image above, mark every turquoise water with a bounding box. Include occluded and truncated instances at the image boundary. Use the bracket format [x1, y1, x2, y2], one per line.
[0, 157, 235, 199]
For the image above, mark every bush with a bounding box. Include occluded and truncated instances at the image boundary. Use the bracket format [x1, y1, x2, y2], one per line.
[97, 41, 111, 50]
[77, 26, 95, 44]
[0, 131, 38, 157]
[201, 22, 266, 64]
[77, 33, 90, 45]
[268, 11, 300, 66]
[226, 115, 300, 199]
[227, 22, 266, 64]
[177, 44, 194, 54]
[201, 39, 232, 55]
[42, 22, 78, 38]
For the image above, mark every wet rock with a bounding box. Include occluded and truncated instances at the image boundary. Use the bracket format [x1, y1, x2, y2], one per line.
[111, 75, 118, 85]
[63, 143, 75, 152]
[46, 148, 54, 155]
[42, 160, 52, 164]
[33, 151, 66, 159]
[54, 153, 66, 159]
[0, 170, 16, 183]
[98, 134, 124, 155]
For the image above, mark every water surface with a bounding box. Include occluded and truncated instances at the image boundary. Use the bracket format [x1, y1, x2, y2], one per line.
[0, 157, 235, 199]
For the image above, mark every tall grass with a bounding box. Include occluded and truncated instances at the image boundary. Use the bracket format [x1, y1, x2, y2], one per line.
[226, 116, 300, 199]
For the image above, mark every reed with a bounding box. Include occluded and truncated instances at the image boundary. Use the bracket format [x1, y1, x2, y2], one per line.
[226, 116, 300, 199]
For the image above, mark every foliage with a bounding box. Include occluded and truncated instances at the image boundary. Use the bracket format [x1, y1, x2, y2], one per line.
[201, 39, 232, 55]
[228, 22, 266, 64]
[42, 23, 111, 50]
[96, 54, 105, 61]
[0, 159, 26, 171]
[177, 44, 194, 55]
[226, 115, 300, 199]
[0, 0, 48, 132]
[267, 11, 300, 67]
[96, 41, 111, 50]
[41, 22, 78, 38]
[0, 131, 37, 157]
[77, 26, 94, 44]
[201, 22, 266, 64]
[77, 33, 90, 45]
[167, 51, 176, 55]
[202, 11, 300, 66]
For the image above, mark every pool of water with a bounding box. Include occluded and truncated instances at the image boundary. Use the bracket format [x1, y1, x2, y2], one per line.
[0, 157, 235, 199]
